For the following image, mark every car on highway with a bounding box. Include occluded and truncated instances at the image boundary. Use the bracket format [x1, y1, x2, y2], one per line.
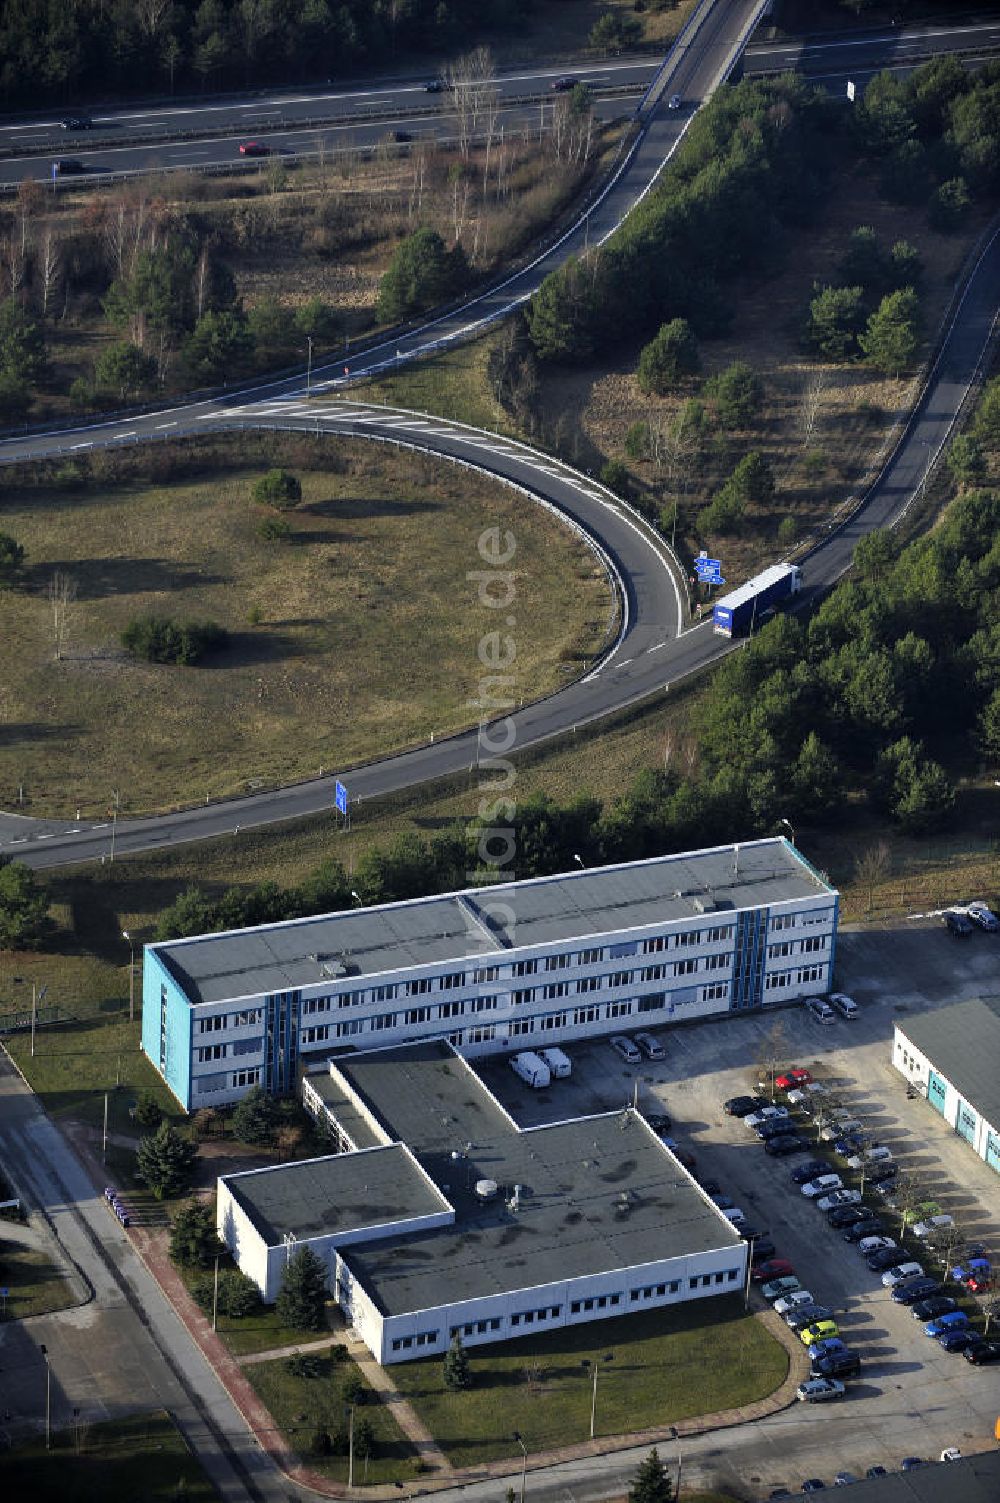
[913, 1214, 955, 1239]
[551, 75, 578, 91]
[633, 1031, 665, 1060]
[802, 1174, 843, 1198]
[911, 1295, 958, 1321]
[800, 1319, 839, 1347]
[773, 1289, 815, 1315]
[964, 1339, 1000, 1364]
[924, 1311, 969, 1337]
[816, 1189, 862, 1212]
[239, 141, 272, 156]
[424, 79, 450, 92]
[882, 1262, 925, 1286]
[785, 1305, 834, 1332]
[792, 1160, 829, 1185]
[762, 1275, 801, 1301]
[724, 1094, 766, 1117]
[944, 909, 975, 936]
[965, 900, 999, 930]
[891, 1277, 941, 1306]
[830, 1205, 878, 1231]
[796, 1377, 844, 1403]
[61, 116, 94, 130]
[765, 1133, 808, 1156]
[746, 1105, 790, 1129]
[843, 1217, 886, 1242]
[775, 1067, 813, 1091]
[52, 158, 86, 174]
[668, 93, 682, 110]
[751, 1258, 795, 1283]
[609, 1034, 641, 1064]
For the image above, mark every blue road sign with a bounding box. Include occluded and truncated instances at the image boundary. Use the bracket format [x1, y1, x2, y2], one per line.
[335, 780, 348, 815]
[694, 556, 722, 577]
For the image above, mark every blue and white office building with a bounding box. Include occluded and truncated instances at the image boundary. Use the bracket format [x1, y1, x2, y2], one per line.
[141, 837, 839, 1112]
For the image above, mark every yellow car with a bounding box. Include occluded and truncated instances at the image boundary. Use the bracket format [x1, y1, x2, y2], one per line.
[800, 1319, 839, 1347]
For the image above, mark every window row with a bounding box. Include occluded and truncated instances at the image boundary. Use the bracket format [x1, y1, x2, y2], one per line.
[765, 963, 827, 990]
[196, 1067, 261, 1095]
[196, 1008, 264, 1035]
[766, 935, 829, 960]
[642, 925, 734, 954]
[389, 1330, 438, 1353]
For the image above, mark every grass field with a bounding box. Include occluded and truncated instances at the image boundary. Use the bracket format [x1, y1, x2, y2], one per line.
[246, 1347, 417, 1485]
[0, 1233, 77, 1322]
[390, 1297, 787, 1467]
[0, 1410, 217, 1501]
[0, 441, 609, 816]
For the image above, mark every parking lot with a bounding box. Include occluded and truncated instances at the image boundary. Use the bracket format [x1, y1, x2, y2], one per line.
[476, 919, 1000, 1493]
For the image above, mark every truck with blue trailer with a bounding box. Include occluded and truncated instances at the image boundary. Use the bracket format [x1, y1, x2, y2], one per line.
[712, 562, 801, 637]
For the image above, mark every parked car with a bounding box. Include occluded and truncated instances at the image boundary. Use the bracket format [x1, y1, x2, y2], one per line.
[950, 1256, 991, 1287]
[912, 1214, 955, 1239]
[828, 992, 859, 1019]
[857, 1235, 896, 1255]
[633, 1031, 665, 1060]
[964, 1339, 1000, 1364]
[867, 1245, 911, 1272]
[964, 901, 999, 931]
[609, 1034, 641, 1064]
[802, 1175, 843, 1199]
[847, 1147, 893, 1170]
[924, 1312, 969, 1337]
[785, 1305, 834, 1331]
[749, 1234, 776, 1261]
[912, 1295, 958, 1321]
[724, 1094, 766, 1117]
[773, 1289, 815, 1315]
[765, 1134, 808, 1156]
[940, 1448, 963, 1463]
[802, 1480, 827, 1493]
[821, 1118, 863, 1141]
[805, 995, 836, 1025]
[944, 910, 975, 936]
[792, 1160, 829, 1185]
[882, 1261, 926, 1286]
[833, 1471, 860, 1487]
[832, 1135, 866, 1159]
[644, 1111, 672, 1135]
[892, 1277, 941, 1306]
[865, 1468, 888, 1480]
[757, 1117, 799, 1141]
[900, 1458, 925, 1472]
[796, 1377, 845, 1403]
[762, 1275, 801, 1301]
[800, 1319, 840, 1347]
[746, 1106, 790, 1129]
[939, 1329, 982, 1353]
[817, 1189, 862, 1212]
[239, 140, 272, 156]
[775, 1068, 813, 1091]
[830, 1205, 879, 1231]
[807, 1337, 846, 1361]
[866, 1162, 899, 1186]
[844, 1218, 886, 1242]
[751, 1258, 795, 1283]
[814, 1350, 862, 1380]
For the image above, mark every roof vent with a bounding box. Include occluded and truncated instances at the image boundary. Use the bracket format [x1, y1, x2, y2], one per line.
[475, 1178, 498, 1202]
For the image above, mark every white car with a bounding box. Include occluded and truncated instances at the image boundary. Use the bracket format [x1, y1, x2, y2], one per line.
[847, 1147, 893, 1170]
[941, 1448, 962, 1463]
[774, 1289, 815, 1315]
[821, 1118, 863, 1141]
[858, 1235, 897, 1255]
[881, 1262, 924, 1287]
[816, 1188, 862, 1211]
[801, 1174, 843, 1198]
[913, 1214, 955, 1239]
[609, 1034, 641, 1064]
[745, 1105, 790, 1130]
[633, 1031, 666, 1061]
[787, 1083, 827, 1106]
[796, 1377, 845, 1403]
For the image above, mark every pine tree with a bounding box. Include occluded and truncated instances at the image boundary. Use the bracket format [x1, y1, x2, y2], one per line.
[442, 1332, 472, 1390]
[169, 1199, 222, 1267]
[276, 1245, 328, 1331]
[231, 1085, 279, 1146]
[135, 1121, 198, 1201]
[628, 1448, 674, 1503]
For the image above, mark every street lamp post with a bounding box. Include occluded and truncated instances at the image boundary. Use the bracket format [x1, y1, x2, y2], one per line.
[581, 1352, 614, 1440]
[110, 787, 120, 863]
[573, 853, 585, 870]
[512, 1430, 527, 1503]
[306, 336, 314, 395]
[122, 929, 135, 1024]
[212, 1253, 220, 1333]
[777, 817, 796, 847]
[39, 1343, 51, 1449]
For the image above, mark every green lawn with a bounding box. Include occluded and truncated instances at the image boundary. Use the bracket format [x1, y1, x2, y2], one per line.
[0, 1410, 217, 1501]
[0, 1237, 77, 1322]
[245, 1348, 417, 1486]
[174, 1257, 342, 1357]
[391, 1297, 787, 1468]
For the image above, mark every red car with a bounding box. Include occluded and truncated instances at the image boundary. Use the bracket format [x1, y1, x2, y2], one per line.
[775, 1068, 813, 1092]
[751, 1258, 795, 1283]
[239, 141, 271, 157]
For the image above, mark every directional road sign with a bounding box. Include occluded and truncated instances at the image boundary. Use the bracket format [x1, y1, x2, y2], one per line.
[335, 780, 348, 815]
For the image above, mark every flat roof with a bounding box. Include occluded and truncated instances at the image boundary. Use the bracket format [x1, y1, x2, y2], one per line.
[305, 1073, 388, 1152]
[153, 839, 835, 1006]
[221, 1144, 448, 1248]
[898, 997, 1000, 1132]
[330, 1041, 741, 1316]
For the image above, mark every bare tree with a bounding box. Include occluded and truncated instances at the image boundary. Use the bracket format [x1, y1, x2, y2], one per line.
[855, 840, 891, 917]
[798, 369, 827, 449]
[754, 1015, 789, 1100]
[39, 230, 60, 318]
[16, 177, 42, 258]
[446, 46, 496, 160]
[47, 571, 78, 661]
[194, 246, 210, 320]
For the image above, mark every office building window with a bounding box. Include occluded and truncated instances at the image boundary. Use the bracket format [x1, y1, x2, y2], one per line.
[472, 995, 498, 1012]
[404, 1006, 431, 1025]
[574, 1005, 599, 1025]
[198, 1043, 225, 1061]
[580, 948, 603, 964]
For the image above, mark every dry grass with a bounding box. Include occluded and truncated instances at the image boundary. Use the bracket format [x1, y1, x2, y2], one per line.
[0, 441, 610, 816]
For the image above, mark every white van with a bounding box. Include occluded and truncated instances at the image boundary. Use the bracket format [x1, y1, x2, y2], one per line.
[805, 996, 836, 1026]
[828, 992, 859, 1020]
[510, 1051, 551, 1089]
[540, 1047, 572, 1080]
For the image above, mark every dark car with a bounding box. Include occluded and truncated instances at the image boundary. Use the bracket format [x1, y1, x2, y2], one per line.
[749, 1235, 776, 1260]
[697, 1177, 720, 1196]
[52, 158, 86, 174]
[868, 1246, 909, 1272]
[865, 1162, 899, 1186]
[791, 1160, 829, 1185]
[865, 1467, 888, 1480]
[832, 1135, 865, 1158]
[945, 910, 975, 936]
[830, 1205, 878, 1230]
[786, 1305, 834, 1332]
[739, 1224, 765, 1243]
[911, 1295, 958, 1321]
[424, 79, 449, 92]
[891, 1277, 941, 1305]
[766, 1134, 807, 1156]
[844, 1219, 886, 1243]
[940, 1330, 982, 1353]
[811, 1349, 862, 1380]
[61, 115, 94, 130]
[801, 1481, 826, 1493]
[644, 1112, 672, 1135]
[710, 1193, 734, 1210]
[900, 1458, 924, 1472]
[725, 1095, 766, 1117]
[964, 1339, 1000, 1364]
[756, 1118, 796, 1140]
[551, 75, 579, 91]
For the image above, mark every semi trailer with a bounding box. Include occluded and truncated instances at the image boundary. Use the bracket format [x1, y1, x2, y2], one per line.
[712, 562, 801, 637]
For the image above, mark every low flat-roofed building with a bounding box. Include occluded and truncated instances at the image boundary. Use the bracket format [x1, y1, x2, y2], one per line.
[219, 1040, 745, 1363]
[893, 998, 1000, 1174]
[144, 840, 838, 1111]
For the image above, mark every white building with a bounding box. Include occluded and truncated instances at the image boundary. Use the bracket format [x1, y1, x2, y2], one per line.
[144, 839, 839, 1112]
[893, 998, 1000, 1175]
[217, 1040, 747, 1364]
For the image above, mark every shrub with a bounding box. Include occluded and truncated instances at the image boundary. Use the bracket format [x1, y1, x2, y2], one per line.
[376, 227, 468, 322]
[252, 469, 302, 509]
[257, 516, 292, 541]
[637, 318, 699, 394]
[0, 531, 25, 585]
[777, 515, 798, 545]
[929, 177, 971, 232]
[704, 361, 762, 429]
[286, 1353, 322, 1379]
[121, 615, 229, 666]
[191, 1267, 261, 1319]
[625, 421, 650, 461]
[600, 459, 632, 497]
[134, 1090, 163, 1130]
